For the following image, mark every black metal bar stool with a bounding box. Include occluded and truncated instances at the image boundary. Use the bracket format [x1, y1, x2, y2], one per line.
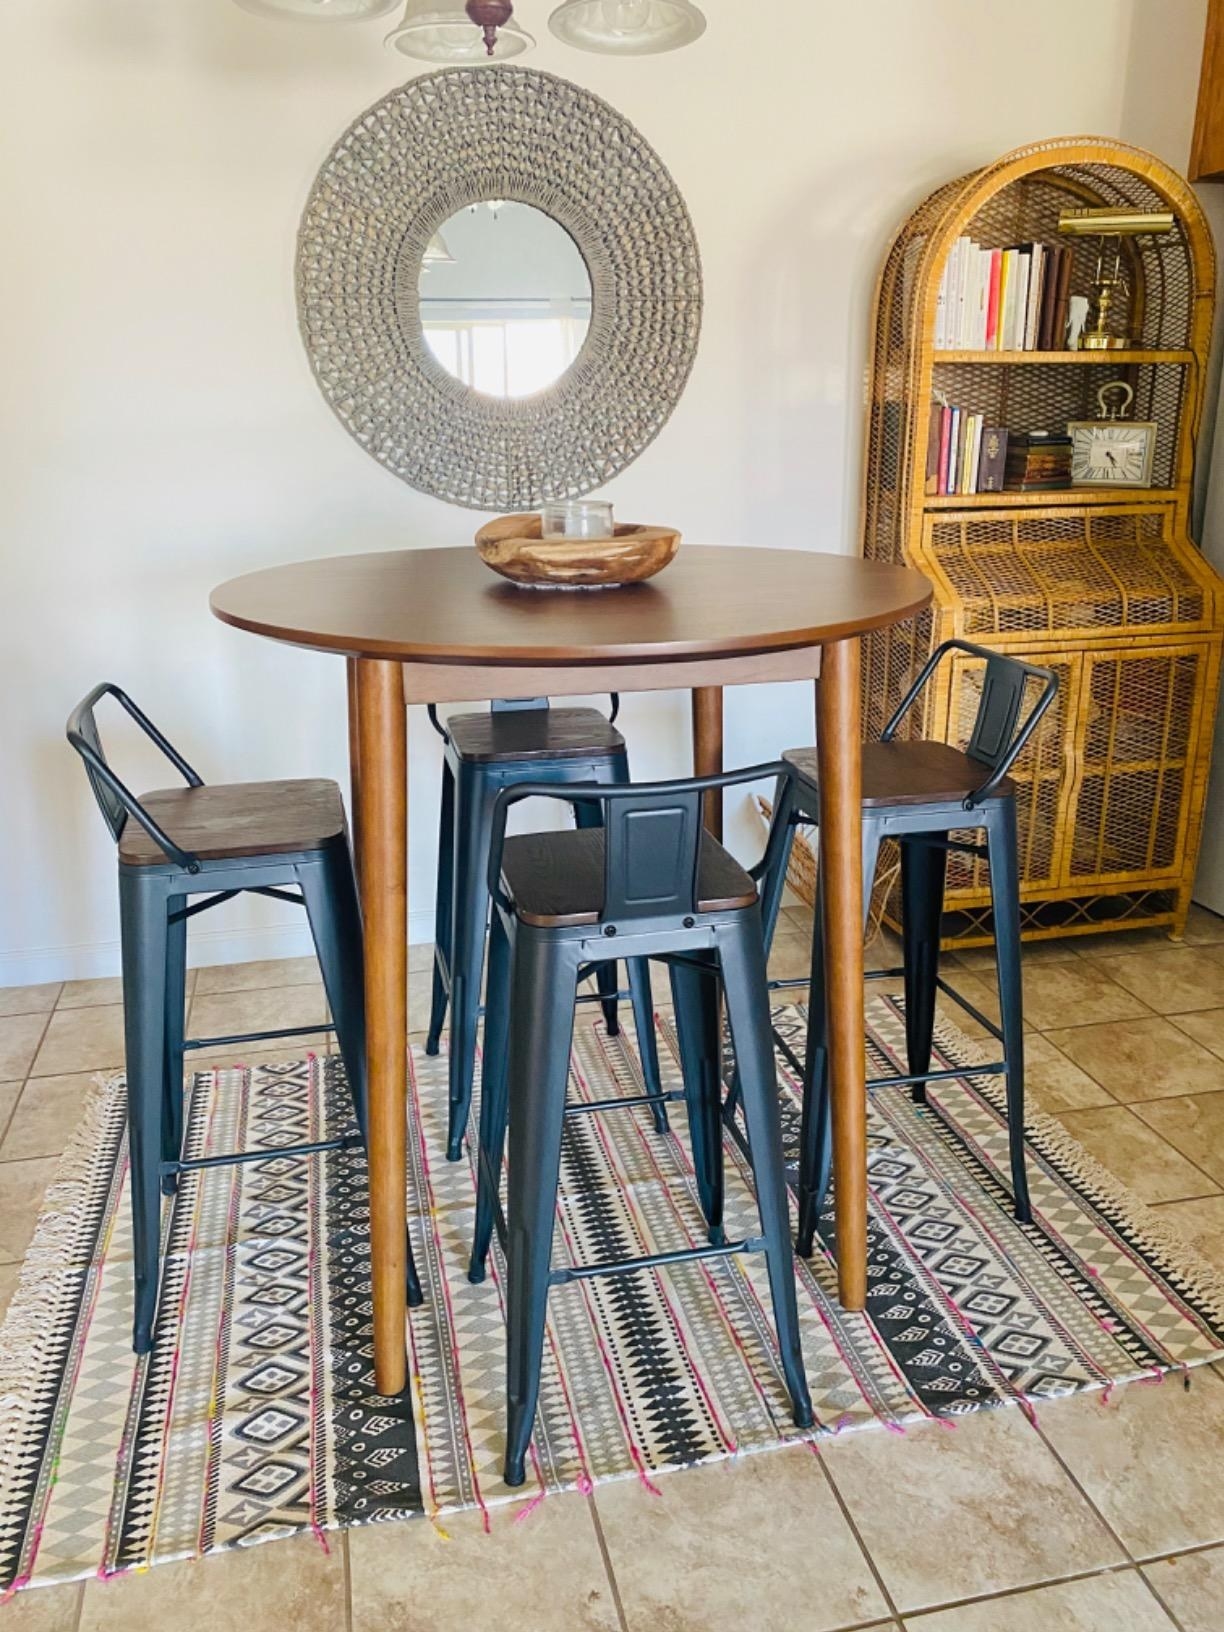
[468, 764, 813, 1487]
[425, 695, 665, 1162]
[67, 683, 423, 1354]
[756, 640, 1059, 1257]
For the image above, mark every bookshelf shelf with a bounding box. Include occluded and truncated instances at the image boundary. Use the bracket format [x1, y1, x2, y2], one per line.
[933, 349, 1194, 366]
[861, 137, 1221, 949]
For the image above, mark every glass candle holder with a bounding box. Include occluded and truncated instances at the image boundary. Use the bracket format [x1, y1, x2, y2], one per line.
[540, 500, 614, 540]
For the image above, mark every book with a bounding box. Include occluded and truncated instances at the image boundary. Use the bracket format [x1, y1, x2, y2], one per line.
[977, 426, 1008, 491]
[998, 251, 1016, 351]
[967, 413, 985, 493]
[1024, 244, 1045, 350]
[1050, 245, 1073, 350]
[1005, 430, 1072, 490]
[984, 249, 1002, 349]
[1037, 245, 1061, 351]
[1011, 250, 1031, 351]
[925, 401, 943, 496]
[937, 404, 952, 496]
[947, 405, 962, 494]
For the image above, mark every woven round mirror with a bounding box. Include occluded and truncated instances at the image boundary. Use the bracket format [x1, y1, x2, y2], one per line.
[296, 66, 702, 511]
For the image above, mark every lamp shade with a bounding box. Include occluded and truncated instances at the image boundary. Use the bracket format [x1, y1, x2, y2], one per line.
[548, 0, 705, 54]
[385, 0, 533, 58]
[235, 0, 400, 20]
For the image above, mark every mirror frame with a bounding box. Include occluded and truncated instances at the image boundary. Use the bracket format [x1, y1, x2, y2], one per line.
[297, 66, 703, 512]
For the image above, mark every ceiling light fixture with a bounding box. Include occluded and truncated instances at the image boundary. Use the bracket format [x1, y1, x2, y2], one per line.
[465, 0, 515, 55]
[547, 0, 706, 54]
[384, 0, 534, 58]
[234, 0, 400, 20]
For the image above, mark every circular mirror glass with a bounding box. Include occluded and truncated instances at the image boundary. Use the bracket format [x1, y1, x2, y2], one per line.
[418, 201, 592, 399]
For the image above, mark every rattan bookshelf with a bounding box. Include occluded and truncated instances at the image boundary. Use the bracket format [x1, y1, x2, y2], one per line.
[862, 137, 1223, 946]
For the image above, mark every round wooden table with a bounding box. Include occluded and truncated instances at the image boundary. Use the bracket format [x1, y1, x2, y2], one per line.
[212, 545, 932, 1395]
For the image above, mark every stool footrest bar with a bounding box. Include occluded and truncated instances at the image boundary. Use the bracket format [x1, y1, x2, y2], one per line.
[164, 1131, 362, 1175]
[549, 1236, 767, 1286]
[564, 1090, 683, 1116]
[184, 1022, 337, 1050]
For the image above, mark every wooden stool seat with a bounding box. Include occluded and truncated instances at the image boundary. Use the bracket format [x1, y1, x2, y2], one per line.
[501, 827, 758, 927]
[784, 740, 1014, 809]
[445, 707, 625, 764]
[117, 779, 346, 866]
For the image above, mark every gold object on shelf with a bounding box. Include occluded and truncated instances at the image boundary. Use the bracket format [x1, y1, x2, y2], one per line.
[861, 137, 1221, 948]
[474, 513, 680, 587]
[1058, 205, 1176, 350]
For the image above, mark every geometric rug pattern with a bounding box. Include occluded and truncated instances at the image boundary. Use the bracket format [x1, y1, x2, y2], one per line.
[2, 995, 1223, 1592]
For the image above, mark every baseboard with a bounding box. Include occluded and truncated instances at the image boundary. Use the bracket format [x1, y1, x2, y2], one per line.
[0, 910, 438, 988]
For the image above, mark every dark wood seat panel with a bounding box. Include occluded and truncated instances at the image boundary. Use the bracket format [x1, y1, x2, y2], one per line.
[118, 779, 348, 866]
[784, 740, 1014, 809]
[500, 827, 757, 928]
[446, 707, 624, 764]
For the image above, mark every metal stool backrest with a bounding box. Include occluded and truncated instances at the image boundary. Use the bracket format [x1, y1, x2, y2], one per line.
[881, 640, 1059, 810]
[426, 692, 620, 744]
[487, 762, 793, 925]
[66, 683, 205, 872]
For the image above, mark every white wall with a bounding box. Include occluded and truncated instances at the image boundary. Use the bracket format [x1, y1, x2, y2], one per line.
[0, 0, 1214, 983]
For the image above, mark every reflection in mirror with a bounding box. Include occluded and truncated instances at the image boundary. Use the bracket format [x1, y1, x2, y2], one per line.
[419, 202, 592, 398]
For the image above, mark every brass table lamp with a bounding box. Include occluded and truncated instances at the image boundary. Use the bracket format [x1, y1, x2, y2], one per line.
[1057, 207, 1174, 349]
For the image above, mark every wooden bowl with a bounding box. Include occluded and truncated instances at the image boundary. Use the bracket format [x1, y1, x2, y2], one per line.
[475, 514, 680, 588]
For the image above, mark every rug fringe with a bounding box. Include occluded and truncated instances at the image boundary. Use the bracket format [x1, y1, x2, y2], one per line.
[926, 1008, 1224, 1329]
[0, 1074, 123, 1457]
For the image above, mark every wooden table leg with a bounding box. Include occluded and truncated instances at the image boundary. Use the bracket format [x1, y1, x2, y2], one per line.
[346, 657, 363, 886]
[816, 639, 867, 1310]
[691, 686, 724, 839]
[354, 658, 409, 1395]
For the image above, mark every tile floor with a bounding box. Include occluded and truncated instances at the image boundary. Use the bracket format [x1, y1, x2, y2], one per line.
[5, 910, 1224, 1627]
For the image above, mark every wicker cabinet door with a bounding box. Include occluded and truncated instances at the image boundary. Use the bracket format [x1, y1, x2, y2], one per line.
[940, 649, 1080, 903]
[1067, 644, 1208, 886]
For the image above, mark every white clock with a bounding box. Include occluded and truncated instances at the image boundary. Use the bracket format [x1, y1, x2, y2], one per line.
[1068, 382, 1157, 488]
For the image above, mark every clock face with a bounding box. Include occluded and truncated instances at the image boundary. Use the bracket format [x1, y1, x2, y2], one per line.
[1070, 423, 1154, 485]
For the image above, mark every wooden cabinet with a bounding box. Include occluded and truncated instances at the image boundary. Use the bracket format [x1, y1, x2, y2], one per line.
[861, 139, 1223, 945]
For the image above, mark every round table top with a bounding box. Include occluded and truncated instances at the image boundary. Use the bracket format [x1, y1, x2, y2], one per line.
[210, 545, 932, 666]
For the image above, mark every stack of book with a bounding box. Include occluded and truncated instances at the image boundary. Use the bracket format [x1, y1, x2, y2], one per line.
[925, 402, 1009, 496]
[1003, 431, 1072, 491]
[935, 236, 1075, 352]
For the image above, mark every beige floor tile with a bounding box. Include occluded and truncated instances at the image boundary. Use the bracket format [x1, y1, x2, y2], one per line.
[820, 1405, 1122, 1613]
[409, 939, 436, 973]
[1038, 1368, 1224, 1558]
[1150, 1195, 1224, 1274]
[349, 1495, 619, 1632]
[902, 1570, 1176, 1630]
[0, 1259, 20, 1319]
[1143, 1545, 1224, 1632]
[942, 962, 1146, 1034]
[59, 976, 124, 1009]
[0, 1081, 21, 1139]
[949, 936, 1082, 971]
[595, 1447, 888, 1632]
[0, 1014, 53, 1080]
[79, 1531, 345, 1632]
[1077, 927, 1185, 960]
[1087, 949, 1224, 1016]
[865, 927, 904, 973]
[30, 1005, 125, 1078]
[0, 983, 61, 1019]
[768, 933, 813, 983]
[1184, 905, 1224, 946]
[1, 1581, 83, 1630]
[1131, 1094, 1224, 1188]
[2, 1074, 95, 1161]
[1171, 1007, 1224, 1062]
[1056, 1106, 1218, 1203]
[0, 1158, 58, 1262]
[1022, 1034, 1113, 1115]
[1044, 1017, 1224, 1103]
[187, 985, 330, 1063]
[193, 957, 321, 995]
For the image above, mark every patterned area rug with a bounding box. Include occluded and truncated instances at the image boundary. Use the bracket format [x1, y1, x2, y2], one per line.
[3, 997, 1224, 1591]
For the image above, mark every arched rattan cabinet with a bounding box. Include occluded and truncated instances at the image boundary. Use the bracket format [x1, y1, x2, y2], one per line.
[862, 137, 1223, 946]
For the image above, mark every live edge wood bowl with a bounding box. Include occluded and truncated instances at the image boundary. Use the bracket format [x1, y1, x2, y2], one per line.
[474, 514, 681, 589]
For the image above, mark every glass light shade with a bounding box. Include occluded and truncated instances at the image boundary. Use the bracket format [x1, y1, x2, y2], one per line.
[548, 0, 705, 54]
[235, 0, 400, 21]
[385, 0, 534, 58]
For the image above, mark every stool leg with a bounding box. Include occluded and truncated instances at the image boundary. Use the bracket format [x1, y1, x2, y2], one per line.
[469, 908, 512, 1284]
[573, 796, 621, 1037]
[627, 958, 668, 1133]
[758, 780, 800, 953]
[504, 934, 578, 1487]
[718, 919, 812, 1429]
[797, 821, 879, 1259]
[985, 801, 1032, 1225]
[119, 870, 168, 1356]
[160, 898, 187, 1198]
[426, 761, 455, 1058]
[447, 768, 496, 1161]
[668, 955, 724, 1244]
[900, 836, 946, 1103]
[302, 848, 369, 1145]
